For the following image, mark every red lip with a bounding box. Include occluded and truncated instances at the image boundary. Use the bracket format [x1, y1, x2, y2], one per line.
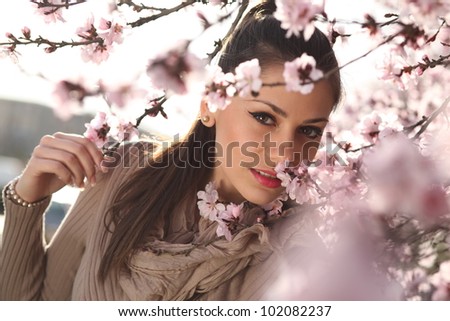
[250, 168, 281, 188]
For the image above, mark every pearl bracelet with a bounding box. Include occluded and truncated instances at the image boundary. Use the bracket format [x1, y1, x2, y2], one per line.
[4, 177, 48, 208]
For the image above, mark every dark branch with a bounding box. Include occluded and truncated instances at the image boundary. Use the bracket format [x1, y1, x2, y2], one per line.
[128, 0, 197, 28]
[207, 0, 249, 61]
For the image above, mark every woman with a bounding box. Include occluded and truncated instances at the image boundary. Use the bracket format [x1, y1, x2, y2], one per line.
[0, 1, 341, 300]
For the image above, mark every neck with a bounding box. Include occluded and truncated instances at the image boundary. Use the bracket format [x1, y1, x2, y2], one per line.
[210, 172, 246, 204]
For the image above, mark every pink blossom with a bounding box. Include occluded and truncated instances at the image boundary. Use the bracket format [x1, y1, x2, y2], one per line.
[286, 175, 320, 204]
[274, 0, 323, 40]
[52, 80, 86, 120]
[431, 261, 450, 300]
[378, 47, 419, 90]
[107, 114, 139, 142]
[32, 1, 66, 23]
[83, 112, 109, 148]
[358, 111, 382, 142]
[362, 132, 447, 226]
[275, 160, 293, 187]
[197, 182, 226, 221]
[0, 45, 20, 64]
[261, 192, 288, 216]
[218, 203, 243, 221]
[76, 16, 125, 64]
[80, 44, 111, 64]
[83, 112, 139, 148]
[147, 42, 203, 95]
[283, 53, 324, 94]
[102, 83, 148, 108]
[216, 203, 244, 241]
[204, 65, 236, 112]
[98, 18, 125, 46]
[234, 58, 262, 97]
[286, 165, 320, 204]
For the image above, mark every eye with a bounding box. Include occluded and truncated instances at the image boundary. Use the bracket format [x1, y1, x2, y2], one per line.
[299, 126, 323, 139]
[249, 111, 276, 126]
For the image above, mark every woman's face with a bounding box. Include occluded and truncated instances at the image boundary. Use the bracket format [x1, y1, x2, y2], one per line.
[207, 64, 335, 205]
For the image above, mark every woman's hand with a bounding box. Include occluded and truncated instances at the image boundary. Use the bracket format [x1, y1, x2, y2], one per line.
[14, 132, 106, 203]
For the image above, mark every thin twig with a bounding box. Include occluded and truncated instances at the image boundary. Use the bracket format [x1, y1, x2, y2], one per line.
[0, 36, 103, 49]
[31, 0, 86, 9]
[117, 0, 166, 12]
[128, 0, 197, 28]
[207, 0, 249, 61]
[413, 96, 450, 140]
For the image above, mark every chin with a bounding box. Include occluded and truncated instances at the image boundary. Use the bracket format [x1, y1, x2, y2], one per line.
[243, 189, 284, 206]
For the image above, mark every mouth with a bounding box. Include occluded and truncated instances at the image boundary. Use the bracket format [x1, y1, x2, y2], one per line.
[250, 168, 281, 188]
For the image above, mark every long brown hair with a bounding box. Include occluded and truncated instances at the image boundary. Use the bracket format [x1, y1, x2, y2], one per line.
[99, 0, 342, 279]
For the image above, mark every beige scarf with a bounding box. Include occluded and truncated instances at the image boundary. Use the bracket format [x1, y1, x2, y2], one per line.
[118, 205, 314, 300]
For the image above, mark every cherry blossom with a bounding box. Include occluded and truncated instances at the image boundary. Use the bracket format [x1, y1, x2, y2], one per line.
[76, 15, 126, 64]
[107, 114, 139, 142]
[283, 53, 324, 94]
[147, 42, 203, 95]
[197, 182, 226, 221]
[0, 45, 20, 64]
[32, 0, 66, 23]
[216, 203, 244, 241]
[83, 111, 109, 148]
[52, 80, 87, 120]
[233, 58, 262, 97]
[431, 261, 450, 300]
[274, 0, 323, 40]
[83, 111, 139, 148]
[261, 192, 288, 217]
[203, 65, 236, 112]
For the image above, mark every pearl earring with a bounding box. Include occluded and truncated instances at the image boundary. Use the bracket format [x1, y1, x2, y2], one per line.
[202, 115, 210, 123]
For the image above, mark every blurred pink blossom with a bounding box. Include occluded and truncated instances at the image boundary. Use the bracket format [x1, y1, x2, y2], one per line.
[274, 0, 323, 40]
[52, 80, 87, 120]
[283, 53, 323, 94]
[147, 41, 203, 95]
[234, 58, 262, 97]
[203, 65, 236, 112]
[32, 1, 66, 23]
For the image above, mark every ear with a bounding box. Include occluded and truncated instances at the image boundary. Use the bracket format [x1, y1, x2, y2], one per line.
[199, 99, 216, 127]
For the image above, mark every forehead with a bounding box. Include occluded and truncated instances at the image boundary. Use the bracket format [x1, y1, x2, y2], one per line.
[254, 65, 335, 120]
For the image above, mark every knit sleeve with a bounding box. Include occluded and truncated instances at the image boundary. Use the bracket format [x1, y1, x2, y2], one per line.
[0, 166, 112, 300]
[0, 141, 154, 300]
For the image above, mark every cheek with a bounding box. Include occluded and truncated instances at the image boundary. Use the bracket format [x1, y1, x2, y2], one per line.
[303, 140, 321, 161]
[289, 138, 321, 166]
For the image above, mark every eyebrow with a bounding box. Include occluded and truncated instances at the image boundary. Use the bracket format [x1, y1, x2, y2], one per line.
[251, 99, 329, 124]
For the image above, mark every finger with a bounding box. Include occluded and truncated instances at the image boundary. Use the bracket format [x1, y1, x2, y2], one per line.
[40, 134, 101, 185]
[30, 157, 74, 187]
[33, 145, 87, 187]
[53, 132, 104, 166]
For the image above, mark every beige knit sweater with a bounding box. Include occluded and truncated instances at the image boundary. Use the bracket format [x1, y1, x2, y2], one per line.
[0, 144, 314, 300]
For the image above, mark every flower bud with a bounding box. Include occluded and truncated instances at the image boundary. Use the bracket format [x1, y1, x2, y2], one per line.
[45, 46, 57, 53]
[21, 27, 31, 39]
[5, 32, 16, 41]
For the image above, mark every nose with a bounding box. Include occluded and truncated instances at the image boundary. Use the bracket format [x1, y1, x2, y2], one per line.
[262, 130, 300, 168]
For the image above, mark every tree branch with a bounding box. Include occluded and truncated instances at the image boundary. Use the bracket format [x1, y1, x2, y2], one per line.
[207, 0, 249, 62]
[128, 0, 197, 28]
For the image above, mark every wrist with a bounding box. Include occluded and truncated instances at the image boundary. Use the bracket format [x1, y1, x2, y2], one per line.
[4, 177, 49, 208]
